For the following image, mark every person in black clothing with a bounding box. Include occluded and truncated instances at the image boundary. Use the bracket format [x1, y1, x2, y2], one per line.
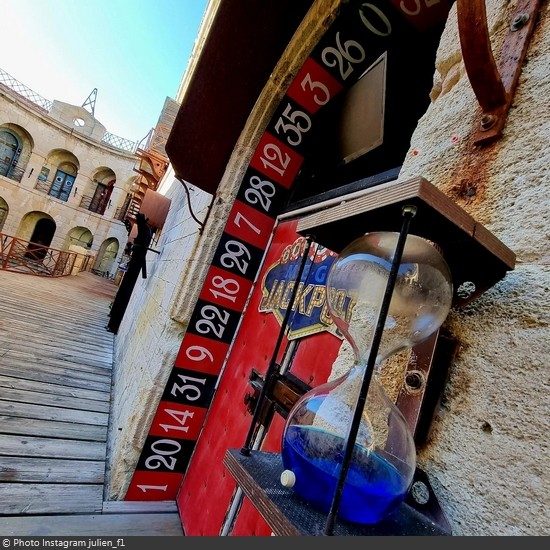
[106, 213, 152, 334]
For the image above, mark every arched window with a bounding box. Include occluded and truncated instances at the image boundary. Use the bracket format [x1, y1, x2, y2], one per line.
[0, 130, 20, 178]
[49, 162, 77, 202]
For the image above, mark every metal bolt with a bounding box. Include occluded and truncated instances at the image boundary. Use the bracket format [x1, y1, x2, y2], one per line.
[410, 481, 430, 505]
[402, 204, 418, 217]
[405, 371, 424, 391]
[480, 114, 497, 131]
[511, 13, 529, 31]
[457, 281, 476, 300]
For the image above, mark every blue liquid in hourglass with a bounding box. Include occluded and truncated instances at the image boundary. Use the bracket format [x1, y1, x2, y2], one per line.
[282, 425, 409, 525]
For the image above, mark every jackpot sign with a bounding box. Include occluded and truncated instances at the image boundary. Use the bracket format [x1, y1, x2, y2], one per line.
[259, 237, 340, 340]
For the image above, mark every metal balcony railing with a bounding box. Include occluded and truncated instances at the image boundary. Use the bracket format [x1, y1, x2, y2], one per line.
[34, 177, 52, 194]
[0, 233, 78, 277]
[33, 177, 72, 203]
[1, 67, 138, 153]
[102, 132, 138, 153]
[79, 194, 107, 215]
[0, 68, 52, 112]
[33, 178, 113, 216]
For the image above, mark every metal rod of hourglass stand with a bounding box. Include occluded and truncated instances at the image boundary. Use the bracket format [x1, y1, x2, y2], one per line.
[324, 205, 417, 536]
[240, 234, 314, 456]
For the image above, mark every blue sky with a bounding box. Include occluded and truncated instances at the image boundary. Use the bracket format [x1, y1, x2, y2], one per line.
[0, 0, 209, 144]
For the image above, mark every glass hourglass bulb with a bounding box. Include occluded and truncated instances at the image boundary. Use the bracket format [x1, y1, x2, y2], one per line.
[281, 232, 453, 525]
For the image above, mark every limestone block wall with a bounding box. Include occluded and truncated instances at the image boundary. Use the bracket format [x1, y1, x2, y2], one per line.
[396, 1, 550, 536]
[49, 100, 107, 141]
[107, 169, 215, 497]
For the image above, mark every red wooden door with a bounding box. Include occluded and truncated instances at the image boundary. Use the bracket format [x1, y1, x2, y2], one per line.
[177, 217, 343, 535]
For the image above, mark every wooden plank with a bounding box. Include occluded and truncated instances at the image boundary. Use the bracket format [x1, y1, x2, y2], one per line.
[295, 176, 516, 307]
[0, 400, 108, 425]
[0, 321, 113, 349]
[0, 484, 103, 515]
[0, 513, 184, 536]
[303, 177, 515, 268]
[0, 456, 104, 483]
[296, 177, 474, 239]
[0, 310, 114, 338]
[0, 415, 107, 441]
[102, 500, 179, 514]
[0, 385, 110, 413]
[0, 289, 108, 311]
[0, 374, 110, 402]
[0, 349, 113, 375]
[0, 314, 111, 330]
[0, 331, 110, 343]
[0, 434, 106, 460]
[0, 312, 111, 329]
[0, 362, 111, 393]
[224, 449, 300, 536]
[0, 339, 113, 363]
[0, 343, 113, 369]
[1, 342, 113, 366]
[224, 449, 449, 536]
[0, 270, 117, 520]
[0, 317, 111, 336]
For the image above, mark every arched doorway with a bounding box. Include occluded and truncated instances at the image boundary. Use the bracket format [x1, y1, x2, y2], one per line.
[126, 0, 454, 536]
[65, 226, 93, 251]
[95, 238, 120, 276]
[24, 217, 56, 261]
[0, 197, 8, 233]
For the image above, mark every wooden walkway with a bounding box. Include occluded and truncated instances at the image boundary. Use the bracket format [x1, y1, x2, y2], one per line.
[0, 270, 183, 536]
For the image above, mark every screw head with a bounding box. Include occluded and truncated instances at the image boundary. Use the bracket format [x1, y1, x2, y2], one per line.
[511, 13, 529, 31]
[480, 114, 497, 131]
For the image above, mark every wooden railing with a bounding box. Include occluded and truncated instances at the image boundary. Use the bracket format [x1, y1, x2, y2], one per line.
[0, 233, 78, 277]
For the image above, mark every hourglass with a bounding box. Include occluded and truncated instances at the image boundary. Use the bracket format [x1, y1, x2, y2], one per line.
[280, 206, 453, 531]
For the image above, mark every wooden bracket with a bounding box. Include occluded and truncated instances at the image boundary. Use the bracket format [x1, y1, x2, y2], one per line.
[457, 0, 542, 145]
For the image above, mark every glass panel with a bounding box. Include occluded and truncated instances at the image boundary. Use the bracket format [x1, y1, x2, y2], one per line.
[49, 170, 74, 202]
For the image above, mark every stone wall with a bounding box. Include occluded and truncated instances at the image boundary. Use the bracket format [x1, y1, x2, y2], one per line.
[106, 167, 214, 496]
[397, 0, 549, 536]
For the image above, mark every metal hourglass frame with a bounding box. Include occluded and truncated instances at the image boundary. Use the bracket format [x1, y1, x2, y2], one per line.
[322, 204, 417, 535]
[224, 176, 516, 536]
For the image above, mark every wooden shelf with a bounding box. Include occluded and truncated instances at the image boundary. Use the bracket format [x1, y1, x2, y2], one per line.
[224, 448, 451, 536]
[295, 176, 516, 307]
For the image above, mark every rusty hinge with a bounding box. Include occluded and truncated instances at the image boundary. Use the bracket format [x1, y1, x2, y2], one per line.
[457, 0, 543, 145]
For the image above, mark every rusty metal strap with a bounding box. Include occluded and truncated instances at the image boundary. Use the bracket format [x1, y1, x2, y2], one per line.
[457, 0, 543, 145]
